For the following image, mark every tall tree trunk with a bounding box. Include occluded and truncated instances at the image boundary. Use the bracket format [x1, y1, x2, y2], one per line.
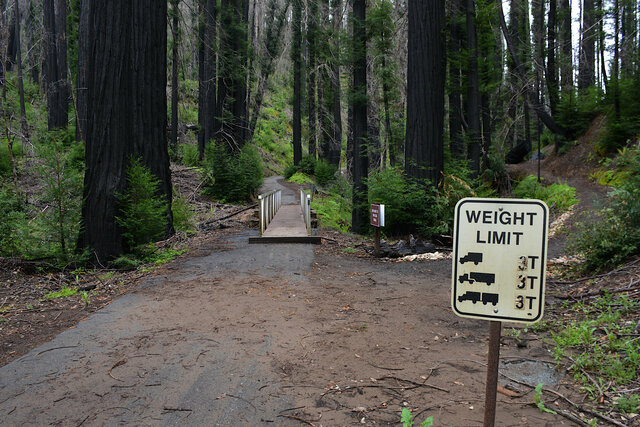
[448, 0, 465, 160]
[79, 0, 172, 264]
[613, 0, 620, 120]
[620, 0, 636, 77]
[25, 0, 39, 85]
[248, 0, 289, 140]
[405, 0, 445, 186]
[466, 0, 481, 178]
[217, 0, 249, 150]
[76, 0, 89, 143]
[43, 0, 69, 129]
[546, 0, 559, 117]
[531, 0, 545, 146]
[292, 0, 302, 165]
[197, 0, 206, 158]
[330, 0, 342, 167]
[307, 0, 317, 158]
[496, 0, 567, 137]
[559, 0, 573, 97]
[202, 0, 217, 149]
[14, 0, 28, 137]
[579, 0, 596, 91]
[597, 0, 608, 92]
[171, 0, 180, 152]
[351, 0, 368, 234]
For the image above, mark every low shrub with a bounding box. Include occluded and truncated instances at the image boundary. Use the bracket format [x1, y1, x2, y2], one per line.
[367, 167, 436, 236]
[283, 163, 298, 180]
[203, 142, 264, 203]
[299, 155, 316, 176]
[314, 159, 337, 186]
[116, 157, 169, 251]
[287, 172, 313, 184]
[570, 148, 640, 271]
[0, 186, 27, 257]
[311, 177, 352, 233]
[178, 143, 201, 167]
[172, 191, 196, 233]
[512, 175, 577, 213]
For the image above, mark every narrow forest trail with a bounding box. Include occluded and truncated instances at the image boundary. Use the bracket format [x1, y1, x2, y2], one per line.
[0, 168, 605, 426]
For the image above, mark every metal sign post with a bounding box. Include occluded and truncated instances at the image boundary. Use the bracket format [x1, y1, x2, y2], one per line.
[370, 204, 385, 256]
[451, 198, 549, 427]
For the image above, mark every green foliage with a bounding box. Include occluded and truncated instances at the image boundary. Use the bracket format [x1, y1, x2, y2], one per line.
[614, 394, 640, 414]
[203, 143, 264, 203]
[45, 285, 78, 300]
[367, 167, 436, 236]
[172, 191, 196, 233]
[401, 408, 434, 427]
[37, 132, 83, 258]
[287, 172, 313, 184]
[0, 139, 22, 178]
[314, 159, 337, 186]
[311, 177, 352, 233]
[299, 155, 316, 175]
[116, 158, 169, 251]
[571, 148, 640, 271]
[512, 175, 577, 213]
[598, 78, 640, 153]
[0, 186, 27, 257]
[534, 383, 557, 414]
[178, 143, 201, 167]
[552, 294, 640, 394]
[283, 163, 298, 179]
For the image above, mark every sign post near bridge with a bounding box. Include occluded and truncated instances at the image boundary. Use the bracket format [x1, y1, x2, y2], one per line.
[451, 198, 549, 427]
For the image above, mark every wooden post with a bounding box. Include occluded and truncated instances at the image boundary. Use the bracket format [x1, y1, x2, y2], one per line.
[374, 227, 381, 256]
[483, 321, 502, 427]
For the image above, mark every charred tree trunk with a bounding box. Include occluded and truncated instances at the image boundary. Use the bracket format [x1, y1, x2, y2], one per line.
[579, 0, 596, 91]
[76, 0, 89, 143]
[79, 0, 172, 264]
[466, 0, 481, 178]
[405, 0, 445, 186]
[292, 0, 302, 165]
[448, 0, 465, 160]
[546, 0, 559, 117]
[307, 0, 318, 158]
[351, 0, 368, 234]
[43, 0, 69, 129]
[170, 0, 180, 152]
[14, 0, 28, 137]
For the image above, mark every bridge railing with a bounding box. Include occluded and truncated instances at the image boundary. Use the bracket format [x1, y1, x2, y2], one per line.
[300, 189, 311, 236]
[258, 189, 281, 236]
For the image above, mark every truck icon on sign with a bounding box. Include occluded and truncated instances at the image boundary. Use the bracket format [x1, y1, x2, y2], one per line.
[460, 252, 483, 265]
[458, 291, 481, 303]
[458, 272, 496, 286]
[457, 291, 499, 306]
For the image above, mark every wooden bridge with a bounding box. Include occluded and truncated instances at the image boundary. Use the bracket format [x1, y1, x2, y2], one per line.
[248, 187, 321, 244]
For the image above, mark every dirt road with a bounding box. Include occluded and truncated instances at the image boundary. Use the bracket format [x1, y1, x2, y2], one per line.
[0, 179, 573, 426]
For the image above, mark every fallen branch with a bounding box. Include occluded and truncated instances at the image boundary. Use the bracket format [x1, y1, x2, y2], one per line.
[378, 375, 450, 393]
[203, 204, 258, 224]
[108, 359, 127, 382]
[36, 345, 78, 356]
[162, 407, 192, 412]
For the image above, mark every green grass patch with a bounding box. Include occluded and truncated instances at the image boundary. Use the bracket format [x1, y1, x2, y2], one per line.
[512, 175, 578, 213]
[287, 172, 313, 184]
[311, 178, 352, 233]
[551, 294, 640, 398]
[45, 285, 78, 299]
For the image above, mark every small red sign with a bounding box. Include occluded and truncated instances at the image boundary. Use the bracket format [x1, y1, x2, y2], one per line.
[371, 204, 381, 227]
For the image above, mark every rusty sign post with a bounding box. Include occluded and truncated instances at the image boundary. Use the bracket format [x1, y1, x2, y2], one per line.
[370, 204, 385, 256]
[451, 198, 549, 427]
